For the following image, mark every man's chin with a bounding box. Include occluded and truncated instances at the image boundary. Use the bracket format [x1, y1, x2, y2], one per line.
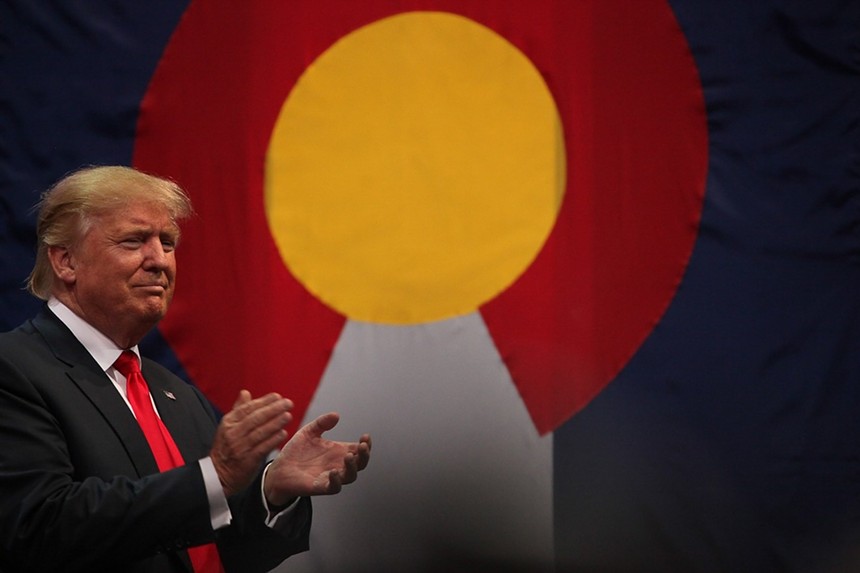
[139, 300, 170, 323]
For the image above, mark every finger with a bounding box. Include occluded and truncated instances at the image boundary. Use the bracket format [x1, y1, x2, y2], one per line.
[229, 395, 291, 429]
[355, 441, 371, 471]
[250, 411, 292, 444]
[251, 427, 289, 457]
[239, 406, 293, 450]
[341, 452, 358, 485]
[233, 393, 291, 420]
[359, 434, 372, 453]
[326, 469, 343, 494]
[222, 397, 293, 457]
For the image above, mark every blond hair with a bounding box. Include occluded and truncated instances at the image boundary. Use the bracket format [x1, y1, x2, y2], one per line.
[27, 165, 193, 299]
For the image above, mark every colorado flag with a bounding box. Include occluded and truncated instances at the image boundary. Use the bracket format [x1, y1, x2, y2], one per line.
[1, 1, 858, 572]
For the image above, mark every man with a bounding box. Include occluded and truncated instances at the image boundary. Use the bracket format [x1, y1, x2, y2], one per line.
[0, 165, 371, 573]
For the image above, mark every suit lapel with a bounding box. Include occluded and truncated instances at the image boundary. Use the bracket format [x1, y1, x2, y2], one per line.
[32, 308, 160, 477]
[145, 366, 212, 462]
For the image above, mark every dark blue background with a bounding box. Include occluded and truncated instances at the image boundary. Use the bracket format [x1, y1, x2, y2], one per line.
[0, 0, 191, 368]
[556, 2, 860, 571]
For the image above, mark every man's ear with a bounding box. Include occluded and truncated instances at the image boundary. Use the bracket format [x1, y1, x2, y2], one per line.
[47, 245, 76, 286]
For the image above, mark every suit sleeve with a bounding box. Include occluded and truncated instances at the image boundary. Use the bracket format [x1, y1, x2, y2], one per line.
[0, 350, 217, 572]
[174, 371, 313, 573]
[218, 472, 313, 573]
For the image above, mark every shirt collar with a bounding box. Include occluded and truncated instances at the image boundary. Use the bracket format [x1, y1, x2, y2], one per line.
[47, 297, 140, 372]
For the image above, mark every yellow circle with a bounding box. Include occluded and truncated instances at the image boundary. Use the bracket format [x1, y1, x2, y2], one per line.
[265, 11, 565, 324]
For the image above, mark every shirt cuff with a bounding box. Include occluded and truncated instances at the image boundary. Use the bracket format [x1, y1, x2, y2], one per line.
[261, 462, 302, 528]
[199, 457, 232, 530]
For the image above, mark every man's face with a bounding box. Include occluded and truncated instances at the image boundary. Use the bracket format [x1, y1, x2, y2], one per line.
[65, 200, 180, 346]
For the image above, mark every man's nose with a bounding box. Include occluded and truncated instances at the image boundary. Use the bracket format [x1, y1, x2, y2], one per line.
[142, 238, 169, 269]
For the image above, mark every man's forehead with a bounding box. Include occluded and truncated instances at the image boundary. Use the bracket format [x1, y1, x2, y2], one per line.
[88, 204, 181, 237]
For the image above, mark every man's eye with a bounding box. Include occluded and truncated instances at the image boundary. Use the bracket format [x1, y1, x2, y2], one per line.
[120, 239, 143, 248]
[161, 240, 176, 252]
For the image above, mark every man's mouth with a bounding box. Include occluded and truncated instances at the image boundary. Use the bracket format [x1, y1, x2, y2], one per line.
[135, 284, 168, 293]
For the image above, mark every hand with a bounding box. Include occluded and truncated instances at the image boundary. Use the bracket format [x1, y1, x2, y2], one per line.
[263, 412, 372, 506]
[210, 390, 293, 497]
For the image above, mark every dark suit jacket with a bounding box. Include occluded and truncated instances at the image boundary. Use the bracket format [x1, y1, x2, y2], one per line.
[0, 307, 311, 573]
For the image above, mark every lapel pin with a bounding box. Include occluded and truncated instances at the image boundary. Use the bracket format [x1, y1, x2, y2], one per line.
[163, 390, 176, 401]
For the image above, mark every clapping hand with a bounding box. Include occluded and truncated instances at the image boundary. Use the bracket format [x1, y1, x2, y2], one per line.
[263, 412, 372, 506]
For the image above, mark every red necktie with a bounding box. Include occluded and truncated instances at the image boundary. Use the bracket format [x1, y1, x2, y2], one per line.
[114, 351, 224, 573]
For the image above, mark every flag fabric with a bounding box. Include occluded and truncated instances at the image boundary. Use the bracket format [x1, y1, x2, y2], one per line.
[1, 2, 859, 573]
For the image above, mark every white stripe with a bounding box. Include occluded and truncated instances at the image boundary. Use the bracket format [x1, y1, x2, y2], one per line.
[281, 312, 554, 572]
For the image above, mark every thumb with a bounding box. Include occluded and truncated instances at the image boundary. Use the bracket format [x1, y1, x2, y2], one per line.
[306, 412, 340, 437]
[233, 389, 252, 409]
